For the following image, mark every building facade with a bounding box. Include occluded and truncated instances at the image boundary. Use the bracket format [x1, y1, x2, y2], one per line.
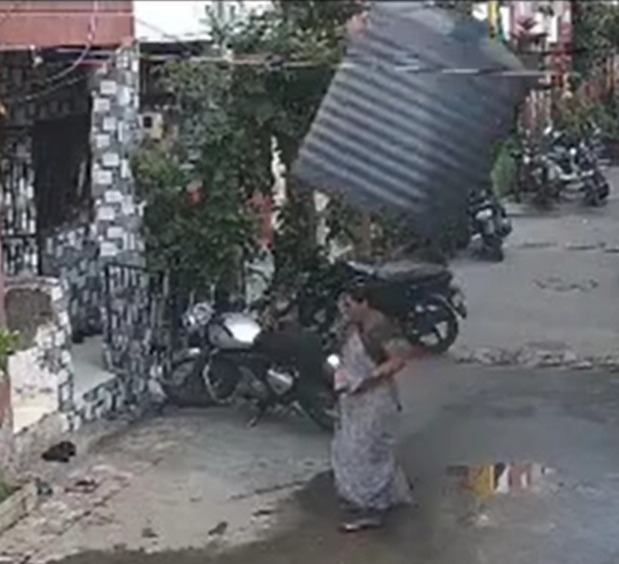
[0, 0, 141, 470]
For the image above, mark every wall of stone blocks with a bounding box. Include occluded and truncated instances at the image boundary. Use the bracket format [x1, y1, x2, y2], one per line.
[90, 43, 143, 265]
[41, 226, 101, 338]
[1, 277, 74, 473]
[0, 50, 99, 334]
[6, 277, 75, 417]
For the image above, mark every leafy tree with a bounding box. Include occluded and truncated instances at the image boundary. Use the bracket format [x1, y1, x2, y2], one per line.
[133, 1, 365, 292]
[572, 0, 619, 84]
[133, 57, 264, 292]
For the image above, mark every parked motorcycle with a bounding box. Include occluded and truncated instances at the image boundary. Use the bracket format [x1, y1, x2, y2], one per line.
[160, 299, 336, 431]
[280, 258, 467, 355]
[467, 189, 512, 262]
[542, 127, 609, 206]
[512, 136, 560, 206]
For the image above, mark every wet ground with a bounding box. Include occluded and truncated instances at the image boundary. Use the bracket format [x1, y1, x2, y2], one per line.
[452, 173, 619, 364]
[46, 362, 619, 564]
[6, 175, 619, 564]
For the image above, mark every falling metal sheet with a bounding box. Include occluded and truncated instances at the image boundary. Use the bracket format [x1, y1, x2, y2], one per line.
[292, 1, 535, 239]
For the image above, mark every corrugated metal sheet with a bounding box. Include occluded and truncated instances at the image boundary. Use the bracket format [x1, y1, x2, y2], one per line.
[293, 1, 533, 239]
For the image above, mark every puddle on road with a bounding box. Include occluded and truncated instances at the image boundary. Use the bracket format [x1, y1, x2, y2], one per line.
[445, 462, 555, 499]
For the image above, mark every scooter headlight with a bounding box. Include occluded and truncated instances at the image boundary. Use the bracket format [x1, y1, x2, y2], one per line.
[326, 354, 341, 370]
[183, 302, 214, 329]
[475, 208, 493, 221]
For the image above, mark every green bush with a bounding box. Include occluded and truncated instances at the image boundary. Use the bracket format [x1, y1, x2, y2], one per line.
[491, 138, 518, 198]
[0, 329, 18, 372]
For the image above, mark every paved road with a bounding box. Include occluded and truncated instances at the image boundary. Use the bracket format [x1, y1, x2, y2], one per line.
[452, 170, 619, 364]
[4, 177, 619, 563]
[3, 360, 619, 564]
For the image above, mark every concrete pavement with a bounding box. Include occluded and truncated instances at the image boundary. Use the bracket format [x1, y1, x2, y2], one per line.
[2, 175, 619, 563]
[2, 360, 619, 563]
[452, 169, 619, 368]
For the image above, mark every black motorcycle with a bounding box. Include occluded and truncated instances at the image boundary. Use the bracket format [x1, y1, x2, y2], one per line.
[511, 138, 560, 207]
[467, 189, 512, 262]
[284, 259, 467, 355]
[160, 299, 336, 431]
[539, 127, 609, 207]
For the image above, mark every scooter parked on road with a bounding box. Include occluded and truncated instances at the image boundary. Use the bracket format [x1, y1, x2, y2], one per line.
[467, 189, 512, 262]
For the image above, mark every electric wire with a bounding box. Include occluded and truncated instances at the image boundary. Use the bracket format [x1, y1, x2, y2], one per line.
[0, 6, 614, 106]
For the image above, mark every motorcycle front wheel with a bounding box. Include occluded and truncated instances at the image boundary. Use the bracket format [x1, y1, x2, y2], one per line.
[583, 182, 603, 207]
[160, 353, 213, 407]
[481, 238, 505, 262]
[406, 295, 459, 355]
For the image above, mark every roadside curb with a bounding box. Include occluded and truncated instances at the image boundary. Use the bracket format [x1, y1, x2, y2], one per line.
[450, 347, 619, 371]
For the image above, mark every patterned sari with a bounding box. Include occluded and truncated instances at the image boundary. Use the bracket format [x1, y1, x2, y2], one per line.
[331, 318, 412, 512]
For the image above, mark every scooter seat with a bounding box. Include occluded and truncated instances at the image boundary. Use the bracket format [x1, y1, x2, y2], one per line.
[347, 260, 452, 284]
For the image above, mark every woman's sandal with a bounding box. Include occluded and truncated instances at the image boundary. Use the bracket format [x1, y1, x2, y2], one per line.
[339, 512, 384, 533]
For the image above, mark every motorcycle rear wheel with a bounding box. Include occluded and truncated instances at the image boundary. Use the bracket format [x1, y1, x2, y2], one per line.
[407, 295, 459, 355]
[481, 239, 505, 262]
[298, 379, 336, 432]
[203, 356, 243, 405]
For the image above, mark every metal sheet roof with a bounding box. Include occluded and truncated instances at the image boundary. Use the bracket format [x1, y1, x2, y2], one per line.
[293, 1, 533, 239]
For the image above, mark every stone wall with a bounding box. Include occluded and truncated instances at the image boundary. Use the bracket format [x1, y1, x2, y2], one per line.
[0, 50, 98, 335]
[41, 226, 101, 339]
[90, 42, 142, 265]
[3, 277, 74, 472]
[90, 43, 151, 387]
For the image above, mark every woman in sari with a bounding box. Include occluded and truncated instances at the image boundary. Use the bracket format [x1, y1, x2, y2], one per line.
[332, 282, 416, 532]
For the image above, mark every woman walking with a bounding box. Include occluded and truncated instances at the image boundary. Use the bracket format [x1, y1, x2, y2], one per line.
[332, 283, 416, 532]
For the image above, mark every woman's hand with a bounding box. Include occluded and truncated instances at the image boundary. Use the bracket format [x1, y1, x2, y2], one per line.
[373, 357, 406, 379]
[349, 358, 407, 397]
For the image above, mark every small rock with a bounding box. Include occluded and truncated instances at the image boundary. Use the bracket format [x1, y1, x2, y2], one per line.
[141, 526, 158, 539]
[561, 351, 578, 365]
[208, 521, 228, 537]
[474, 513, 491, 528]
[472, 349, 498, 365]
[36, 480, 53, 497]
[65, 479, 98, 494]
[573, 361, 595, 371]
[112, 544, 128, 552]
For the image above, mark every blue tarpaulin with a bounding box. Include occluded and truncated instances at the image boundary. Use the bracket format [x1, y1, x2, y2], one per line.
[292, 1, 535, 239]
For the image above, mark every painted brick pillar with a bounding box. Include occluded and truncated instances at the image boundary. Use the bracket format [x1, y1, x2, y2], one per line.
[90, 42, 142, 265]
[89, 42, 146, 377]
